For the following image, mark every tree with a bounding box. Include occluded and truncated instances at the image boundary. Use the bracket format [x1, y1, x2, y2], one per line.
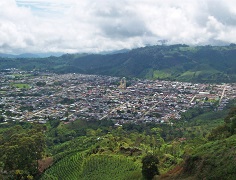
[224, 107, 236, 124]
[142, 154, 159, 180]
[224, 107, 236, 134]
[0, 125, 46, 178]
[49, 118, 60, 128]
[36, 81, 46, 86]
[0, 116, 4, 123]
[230, 116, 236, 134]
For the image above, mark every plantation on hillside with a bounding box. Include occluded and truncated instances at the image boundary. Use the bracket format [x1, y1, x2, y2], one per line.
[41, 153, 141, 180]
[79, 155, 141, 180]
[41, 152, 85, 180]
[1, 102, 236, 179]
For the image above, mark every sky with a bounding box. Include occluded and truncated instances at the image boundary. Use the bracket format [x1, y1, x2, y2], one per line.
[1, 0, 236, 54]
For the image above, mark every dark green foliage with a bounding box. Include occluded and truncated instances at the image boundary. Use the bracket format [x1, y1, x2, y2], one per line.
[0, 124, 46, 178]
[2, 104, 236, 179]
[20, 105, 34, 112]
[180, 107, 205, 121]
[0, 116, 4, 123]
[142, 155, 159, 180]
[224, 107, 236, 124]
[48, 118, 60, 128]
[230, 116, 236, 134]
[60, 97, 75, 105]
[36, 81, 46, 86]
[1, 44, 236, 83]
[207, 124, 231, 141]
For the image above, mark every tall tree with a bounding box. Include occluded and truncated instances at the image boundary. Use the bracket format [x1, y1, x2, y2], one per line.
[142, 154, 159, 180]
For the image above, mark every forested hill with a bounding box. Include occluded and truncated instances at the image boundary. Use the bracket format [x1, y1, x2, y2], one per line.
[1, 44, 236, 83]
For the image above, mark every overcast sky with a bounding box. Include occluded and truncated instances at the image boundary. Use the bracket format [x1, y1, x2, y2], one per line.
[1, 0, 236, 54]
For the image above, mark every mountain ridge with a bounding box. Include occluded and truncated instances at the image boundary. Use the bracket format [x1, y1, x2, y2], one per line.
[57, 44, 236, 82]
[0, 44, 236, 83]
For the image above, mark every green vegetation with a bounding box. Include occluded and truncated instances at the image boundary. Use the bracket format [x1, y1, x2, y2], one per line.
[41, 152, 85, 180]
[0, 124, 46, 179]
[161, 105, 236, 180]
[142, 155, 159, 180]
[80, 155, 141, 180]
[1, 44, 236, 83]
[42, 153, 141, 180]
[36, 81, 46, 86]
[153, 70, 171, 79]
[172, 135, 236, 180]
[11, 83, 30, 89]
[1, 103, 236, 179]
[0, 91, 6, 94]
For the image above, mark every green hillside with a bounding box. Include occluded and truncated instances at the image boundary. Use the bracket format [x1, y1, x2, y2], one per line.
[160, 106, 236, 180]
[0, 101, 236, 179]
[41, 152, 84, 180]
[186, 135, 236, 180]
[41, 104, 236, 180]
[161, 134, 236, 180]
[79, 155, 141, 180]
[41, 153, 141, 180]
[1, 44, 236, 83]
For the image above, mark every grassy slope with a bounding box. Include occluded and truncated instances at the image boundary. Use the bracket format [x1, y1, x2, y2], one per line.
[161, 134, 236, 180]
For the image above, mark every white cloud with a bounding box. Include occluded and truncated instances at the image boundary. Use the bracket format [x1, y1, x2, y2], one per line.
[0, 0, 236, 54]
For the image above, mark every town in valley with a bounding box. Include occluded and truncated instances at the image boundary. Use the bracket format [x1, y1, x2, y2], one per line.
[0, 68, 235, 125]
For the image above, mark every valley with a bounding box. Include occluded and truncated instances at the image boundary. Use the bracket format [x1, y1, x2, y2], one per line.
[1, 45, 236, 180]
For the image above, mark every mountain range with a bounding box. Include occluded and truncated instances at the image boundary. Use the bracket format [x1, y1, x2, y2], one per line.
[0, 52, 63, 58]
[1, 44, 236, 83]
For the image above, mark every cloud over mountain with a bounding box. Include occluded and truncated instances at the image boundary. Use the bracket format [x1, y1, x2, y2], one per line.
[1, 0, 236, 54]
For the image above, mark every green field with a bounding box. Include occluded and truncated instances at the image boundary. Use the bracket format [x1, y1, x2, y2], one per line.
[153, 70, 171, 79]
[11, 83, 30, 89]
[0, 91, 6, 94]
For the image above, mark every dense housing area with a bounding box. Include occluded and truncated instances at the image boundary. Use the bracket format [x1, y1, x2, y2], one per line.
[1, 69, 235, 125]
